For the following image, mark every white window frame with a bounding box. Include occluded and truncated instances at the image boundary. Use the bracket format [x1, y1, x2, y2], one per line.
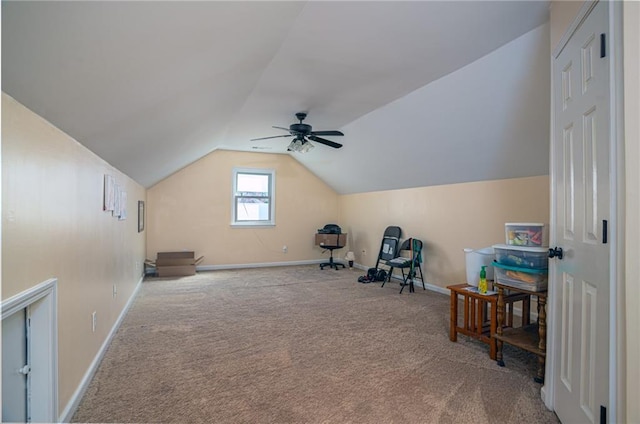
[231, 168, 275, 227]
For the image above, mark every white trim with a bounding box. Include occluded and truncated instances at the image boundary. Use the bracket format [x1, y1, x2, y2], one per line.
[1, 278, 58, 423]
[202, 261, 447, 297]
[231, 167, 276, 226]
[422, 281, 448, 296]
[545, 32, 558, 410]
[403, 277, 447, 295]
[353, 263, 450, 295]
[230, 223, 276, 229]
[198, 261, 442, 296]
[58, 275, 143, 423]
[196, 259, 326, 271]
[2, 279, 57, 319]
[353, 263, 368, 271]
[609, 2, 625, 421]
[148, 261, 332, 275]
[381, 270, 447, 295]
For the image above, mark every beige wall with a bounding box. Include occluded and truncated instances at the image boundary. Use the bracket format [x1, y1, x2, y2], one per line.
[624, 2, 640, 422]
[1, 2, 635, 419]
[1, 93, 146, 415]
[339, 176, 549, 288]
[148, 150, 550, 289]
[147, 150, 339, 265]
[147, 149, 549, 288]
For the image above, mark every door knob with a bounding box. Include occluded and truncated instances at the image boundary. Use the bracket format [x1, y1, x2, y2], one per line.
[548, 247, 564, 260]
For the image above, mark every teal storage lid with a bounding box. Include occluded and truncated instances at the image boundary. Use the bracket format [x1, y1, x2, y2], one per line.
[491, 260, 548, 274]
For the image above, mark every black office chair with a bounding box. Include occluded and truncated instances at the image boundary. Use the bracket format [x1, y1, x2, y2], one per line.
[316, 225, 346, 270]
[319, 244, 345, 270]
[382, 238, 424, 293]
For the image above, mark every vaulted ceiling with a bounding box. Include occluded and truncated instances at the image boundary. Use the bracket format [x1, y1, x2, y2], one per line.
[2, 1, 550, 194]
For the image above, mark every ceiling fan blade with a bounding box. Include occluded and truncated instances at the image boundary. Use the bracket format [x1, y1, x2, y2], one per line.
[308, 135, 343, 149]
[272, 126, 291, 132]
[310, 130, 344, 137]
[250, 134, 292, 141]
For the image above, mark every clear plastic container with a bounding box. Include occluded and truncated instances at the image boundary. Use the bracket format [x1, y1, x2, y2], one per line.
[464, 247, 495, 286]
[493, 244, 549, 269]
[492, 261, 548, 292]
[505, 223, 548, 247]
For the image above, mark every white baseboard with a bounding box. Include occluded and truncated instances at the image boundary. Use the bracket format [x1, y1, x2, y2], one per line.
[354, 264, 449, 296]
[200, 261, 448, 296]
[196, 259, 326, 271]
[144, 260, 359, 274]
[384, 273, 537, 319]
[353, 262, 368, 271]
[58, 275, 144, 423]
[389, 274, 449, 295]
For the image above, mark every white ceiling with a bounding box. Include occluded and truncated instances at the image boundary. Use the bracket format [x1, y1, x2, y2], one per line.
[2, 1, 551, 193]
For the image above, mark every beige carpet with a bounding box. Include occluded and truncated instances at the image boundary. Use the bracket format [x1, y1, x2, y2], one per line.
[72, 266, 559, 423]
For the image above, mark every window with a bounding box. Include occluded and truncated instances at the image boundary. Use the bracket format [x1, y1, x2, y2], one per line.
[232, 168, 275, 226]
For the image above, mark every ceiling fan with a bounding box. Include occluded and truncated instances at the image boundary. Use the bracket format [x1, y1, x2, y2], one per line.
[251, 112, 344, 152]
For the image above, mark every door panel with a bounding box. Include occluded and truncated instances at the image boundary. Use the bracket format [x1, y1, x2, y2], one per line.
[562, 122, 576, 238]
[2, 309, 28, 423]
[560, 273, 574, 389]
[580, 281, 598, 418]
[552, 1, 610, 423]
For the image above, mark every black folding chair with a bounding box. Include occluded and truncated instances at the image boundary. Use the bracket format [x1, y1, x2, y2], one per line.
[382, 238, 424, 293]
[374, 226, 402, 272]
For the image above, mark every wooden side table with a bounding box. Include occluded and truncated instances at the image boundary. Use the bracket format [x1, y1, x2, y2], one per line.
[493, 283, 547, 383]
[448, 284, 530, 360]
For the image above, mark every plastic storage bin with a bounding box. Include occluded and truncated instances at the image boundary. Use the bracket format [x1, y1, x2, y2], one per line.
[505, 222, 548, 247]
[464, 247, 495, 286]
[492, 261, 548, 292]
[493, 244, 549, 269]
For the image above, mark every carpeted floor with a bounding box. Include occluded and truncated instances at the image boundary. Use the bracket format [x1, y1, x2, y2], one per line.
[72, 266, 559, 423]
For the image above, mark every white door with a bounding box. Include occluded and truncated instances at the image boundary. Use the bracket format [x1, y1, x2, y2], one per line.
[2, 308, 30, 423]
[552, 1, 610, 423]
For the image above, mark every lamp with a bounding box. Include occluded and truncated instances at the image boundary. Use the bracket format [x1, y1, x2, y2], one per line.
[345, 251, 355, 268]
[287, 138, 314, 153]
[300, 141, 315, 153]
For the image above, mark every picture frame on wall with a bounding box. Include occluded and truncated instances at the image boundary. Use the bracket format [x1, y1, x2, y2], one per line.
[103, 175, 116, 211]
[118, 190, 127, 221]
[138, 201, 145, 232]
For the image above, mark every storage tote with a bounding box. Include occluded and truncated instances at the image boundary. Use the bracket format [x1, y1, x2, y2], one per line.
[492, 261, 548, 292]
[493, 244, 549, 269]
[505, 222, 548, 247]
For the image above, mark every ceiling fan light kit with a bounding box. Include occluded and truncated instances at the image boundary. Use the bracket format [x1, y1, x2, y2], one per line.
[251, 112, 344, 153]
[287, 139, 315, 153]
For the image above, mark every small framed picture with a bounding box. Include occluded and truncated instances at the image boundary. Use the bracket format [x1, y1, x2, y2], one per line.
[103, 175, 116, 211]
[138, 201, 145, 233]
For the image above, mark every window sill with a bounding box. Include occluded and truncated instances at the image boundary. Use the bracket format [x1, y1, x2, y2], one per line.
[231, 222, 276, 228]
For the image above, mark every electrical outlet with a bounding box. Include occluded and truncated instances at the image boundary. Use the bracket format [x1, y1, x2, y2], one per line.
[113, 284, 117, 299]
[92, 311, 97, 333]
[283, 245, 288, 253]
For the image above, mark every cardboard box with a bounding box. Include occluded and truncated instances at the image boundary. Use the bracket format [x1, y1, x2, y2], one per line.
[147, 251, 204, 277]
[155, 264, 195, 277]
[315, 233, 346, 248]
